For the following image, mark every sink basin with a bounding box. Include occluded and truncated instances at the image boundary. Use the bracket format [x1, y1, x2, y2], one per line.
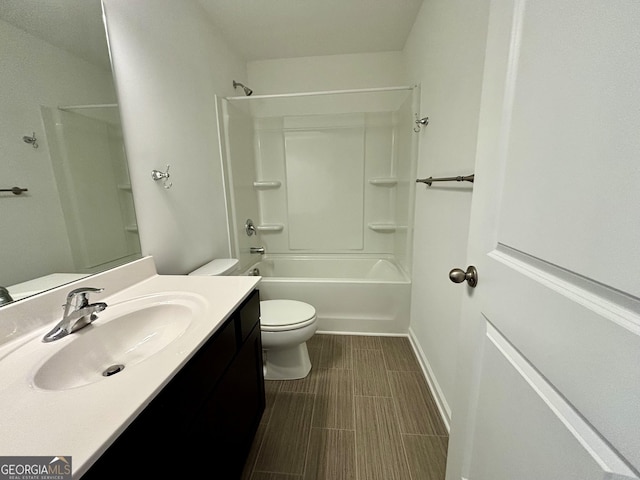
[32, 293, 206, 391]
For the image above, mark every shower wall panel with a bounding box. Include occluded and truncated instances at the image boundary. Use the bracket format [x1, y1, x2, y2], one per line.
[254, 112, 400, 255]
[222, 101, 262, 271]
[393, 92, 418, 274]
[44, 109, 134, 272]
[255, 112, 398, 254]
[231, 89, 418, 259]
[284, 115, 365, 250]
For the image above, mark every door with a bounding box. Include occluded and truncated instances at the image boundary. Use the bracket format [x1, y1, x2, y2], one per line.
[446, 1, 640, 479]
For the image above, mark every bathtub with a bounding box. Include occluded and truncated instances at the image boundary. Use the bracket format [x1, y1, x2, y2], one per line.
[244, 255, 411, 334]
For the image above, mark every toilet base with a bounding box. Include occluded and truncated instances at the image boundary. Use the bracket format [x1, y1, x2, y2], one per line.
[263, 342, 312, 380]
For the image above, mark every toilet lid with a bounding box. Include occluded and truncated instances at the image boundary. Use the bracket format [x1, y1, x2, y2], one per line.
[260, 300, 316, 328]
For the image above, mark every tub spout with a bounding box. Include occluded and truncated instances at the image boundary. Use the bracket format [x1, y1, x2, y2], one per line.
[250, 246, 265, 254]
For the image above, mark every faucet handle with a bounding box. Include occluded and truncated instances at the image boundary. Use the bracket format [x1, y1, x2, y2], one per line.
[65, 287, 104, 309]
[68, 287, 103, 294]
[67, 287, 104, 297]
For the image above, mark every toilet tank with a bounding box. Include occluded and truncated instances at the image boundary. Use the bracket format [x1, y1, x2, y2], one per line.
[188, 259, 239, 276]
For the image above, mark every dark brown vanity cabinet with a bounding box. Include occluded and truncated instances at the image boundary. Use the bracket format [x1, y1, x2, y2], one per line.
[83, 289, 264, 479]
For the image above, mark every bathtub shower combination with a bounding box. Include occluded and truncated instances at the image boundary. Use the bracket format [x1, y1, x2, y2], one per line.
[244, 255, 411, 334]
[220, 87, 420, 334]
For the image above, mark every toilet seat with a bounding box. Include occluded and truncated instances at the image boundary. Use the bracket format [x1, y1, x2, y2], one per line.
[260, 300, 317, 332]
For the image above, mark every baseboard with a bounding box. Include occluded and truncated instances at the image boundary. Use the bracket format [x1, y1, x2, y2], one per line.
[315, 330, 407, 337]
[407, 327, 451, 432]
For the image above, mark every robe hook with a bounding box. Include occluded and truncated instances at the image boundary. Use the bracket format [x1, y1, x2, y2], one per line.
[414, 116, 429, 132]
[151, 164, 172, 189]
[23, 132, 38, 149]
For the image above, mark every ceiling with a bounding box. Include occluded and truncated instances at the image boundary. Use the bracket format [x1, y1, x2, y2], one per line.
[0, 0, 423, 69]
[197, 0, 424, 61]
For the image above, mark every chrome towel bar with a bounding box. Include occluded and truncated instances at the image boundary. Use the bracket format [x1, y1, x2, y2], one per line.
[1, 187, 28, 195]
[416, 174, 474, 187]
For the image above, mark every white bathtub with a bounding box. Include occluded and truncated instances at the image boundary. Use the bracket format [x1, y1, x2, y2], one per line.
[244, 255, 411, 334]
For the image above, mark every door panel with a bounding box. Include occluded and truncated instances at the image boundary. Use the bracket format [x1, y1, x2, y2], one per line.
[470, 323, 636, 480]
[495, 0, 640, 296]
[483, 246, 640, 469]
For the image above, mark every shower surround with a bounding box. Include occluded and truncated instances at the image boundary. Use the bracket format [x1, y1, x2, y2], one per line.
[220, 87, 418, 333]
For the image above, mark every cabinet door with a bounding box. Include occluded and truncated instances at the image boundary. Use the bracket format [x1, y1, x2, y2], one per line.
[190, 323, 265, 478]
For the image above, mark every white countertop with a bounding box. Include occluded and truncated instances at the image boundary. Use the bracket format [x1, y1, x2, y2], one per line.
[0, 257, 260, 478]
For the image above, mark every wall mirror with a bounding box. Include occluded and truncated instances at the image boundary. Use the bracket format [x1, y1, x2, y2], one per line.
[0, 0, 141, 306]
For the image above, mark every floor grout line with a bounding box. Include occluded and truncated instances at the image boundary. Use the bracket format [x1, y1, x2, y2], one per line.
[351, 341, 359, 480]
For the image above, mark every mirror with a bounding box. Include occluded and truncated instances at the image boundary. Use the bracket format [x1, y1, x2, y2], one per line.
[0, 0, 141, 306]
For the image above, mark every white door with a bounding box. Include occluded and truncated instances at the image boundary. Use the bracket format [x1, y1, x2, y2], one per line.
[446, 1, 640, 479]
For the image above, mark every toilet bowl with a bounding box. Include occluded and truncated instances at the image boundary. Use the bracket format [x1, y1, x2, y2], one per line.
[260, 299, 317, 380]
[188, 259, 317, 380]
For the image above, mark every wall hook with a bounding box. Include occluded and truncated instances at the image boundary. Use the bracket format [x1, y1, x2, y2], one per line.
[151, 164, 172, 189]
[23, 132, 38, 149]
[414, 115, 429, 132]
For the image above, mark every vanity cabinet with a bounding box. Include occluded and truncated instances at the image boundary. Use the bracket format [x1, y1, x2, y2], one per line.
[83, 289, 264, 479]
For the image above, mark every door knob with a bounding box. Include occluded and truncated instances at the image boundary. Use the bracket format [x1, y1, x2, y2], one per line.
[449, 266, 478, 288]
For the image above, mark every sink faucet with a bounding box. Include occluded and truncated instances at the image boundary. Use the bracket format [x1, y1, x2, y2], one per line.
[42, 287, 107, 343]
[250, 246, 265, 254]
[0, 286, 14, 306]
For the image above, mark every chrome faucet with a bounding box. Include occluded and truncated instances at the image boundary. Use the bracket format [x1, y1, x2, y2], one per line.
[42, 287, 107, 343]
[250, 246, 265, 254]
[0, 286, 14, 306]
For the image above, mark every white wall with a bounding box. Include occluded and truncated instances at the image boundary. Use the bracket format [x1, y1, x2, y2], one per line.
[102, 0, 247, 274]
[0, 19, 117, 286]
[247, 52, 407, 95]
[403, 0, 491, 425]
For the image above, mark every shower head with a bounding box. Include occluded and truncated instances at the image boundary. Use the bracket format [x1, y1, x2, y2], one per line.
[233, 80, 253, 96]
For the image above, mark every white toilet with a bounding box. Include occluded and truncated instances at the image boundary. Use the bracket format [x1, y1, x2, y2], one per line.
[260, 299, 317, 380]
[188, 259, 318, 381]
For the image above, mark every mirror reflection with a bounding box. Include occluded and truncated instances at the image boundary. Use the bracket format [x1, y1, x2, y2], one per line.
[0, 0, 141, 306]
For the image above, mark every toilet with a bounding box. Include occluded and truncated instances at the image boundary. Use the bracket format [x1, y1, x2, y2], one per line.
[260, 299, 317, 380]
[188, 259, 318, 381]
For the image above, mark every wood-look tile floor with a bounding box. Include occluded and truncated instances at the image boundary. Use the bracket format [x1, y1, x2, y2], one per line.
[241, 334, 448, 480]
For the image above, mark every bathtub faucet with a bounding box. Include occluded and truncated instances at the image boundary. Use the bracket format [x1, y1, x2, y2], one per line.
[250, 246, 265, 255]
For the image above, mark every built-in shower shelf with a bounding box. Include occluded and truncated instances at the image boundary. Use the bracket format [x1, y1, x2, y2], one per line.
[255, 224, 284, 232]
[125, 224, 139, 233]
[253, 180, 282, 190]
[368, 223, 399, 233]
[368, 178, 398, 187]
[117, 184, 133, 192]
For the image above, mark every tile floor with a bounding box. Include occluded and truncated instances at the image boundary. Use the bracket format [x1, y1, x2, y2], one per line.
[241, 334, 449, 480]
